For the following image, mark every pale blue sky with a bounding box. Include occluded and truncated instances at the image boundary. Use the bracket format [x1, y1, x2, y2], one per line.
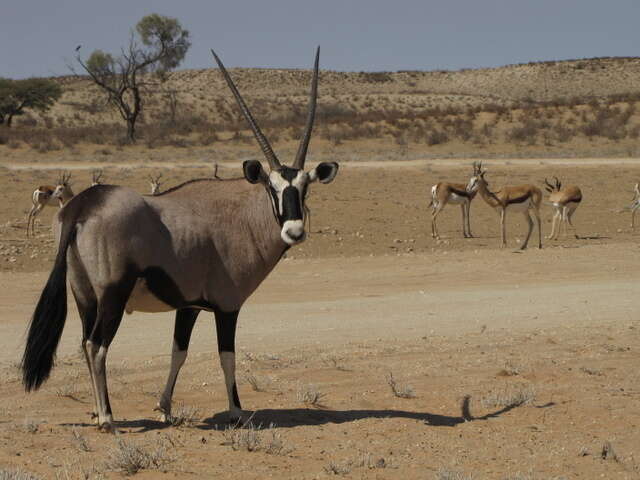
[1, 0, 638, 78]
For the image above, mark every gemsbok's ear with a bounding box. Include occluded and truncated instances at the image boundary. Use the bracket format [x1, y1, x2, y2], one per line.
[243, 160, 268, 184]
[308, 162, 339, 184]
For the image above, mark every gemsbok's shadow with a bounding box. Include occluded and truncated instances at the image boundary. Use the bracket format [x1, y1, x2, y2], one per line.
[61, 397, 553, 433]
[201, 395, 546, 431]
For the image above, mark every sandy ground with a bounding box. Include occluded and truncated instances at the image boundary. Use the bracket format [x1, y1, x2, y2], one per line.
[0, 159, 639, 479]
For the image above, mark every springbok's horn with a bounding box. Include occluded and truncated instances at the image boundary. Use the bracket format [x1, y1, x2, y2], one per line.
[292, 47, 320, 170]
[554, 176, 561, 190]
[211, 49, 281, 170]
[544, 178, 554, 192]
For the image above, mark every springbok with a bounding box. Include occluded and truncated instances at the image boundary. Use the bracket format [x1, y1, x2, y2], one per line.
[26, 172, 74, 238]
[91, 170, 104, 186]
[429, 163, 480, 239]
[629, 183, 640, 230]
[543, 177, 582, 240]
[467, 162, 542, 250]
[148, 173, 163, 195]
[21, 47, 339, 432]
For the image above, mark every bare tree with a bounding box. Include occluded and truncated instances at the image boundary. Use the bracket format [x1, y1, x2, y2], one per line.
[74, 14, 190, 142]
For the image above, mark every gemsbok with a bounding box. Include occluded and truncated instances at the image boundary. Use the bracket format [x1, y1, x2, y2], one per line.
[467, 162, 542, 250]
[429, 163, 480, 239]
[543, 177, 582, 240]
[21, 47, 339, 432]
[26, 172, 74, 238]
[629, 183, 640, 230]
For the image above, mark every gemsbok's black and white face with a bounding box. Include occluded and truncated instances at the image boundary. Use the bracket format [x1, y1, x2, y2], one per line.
[243, 160, 339, 245]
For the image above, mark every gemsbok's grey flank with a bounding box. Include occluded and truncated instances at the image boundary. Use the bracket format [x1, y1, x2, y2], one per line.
[21, 47, 339, 432]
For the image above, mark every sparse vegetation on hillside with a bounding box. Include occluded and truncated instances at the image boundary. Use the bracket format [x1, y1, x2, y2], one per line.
[2, 56, 640, 157]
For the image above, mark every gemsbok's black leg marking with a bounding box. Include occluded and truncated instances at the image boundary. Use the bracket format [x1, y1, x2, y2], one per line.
[156, 308, 200, 421]
[214, 308, 242, 418]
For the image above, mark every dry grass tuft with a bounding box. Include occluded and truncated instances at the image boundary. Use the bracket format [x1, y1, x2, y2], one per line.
[296, 383, 328, 407]
[70, 426, 91, 452]
[22, 419, 39, 434]
[601, 441, 620, 462]
[168, 403, 200, 427]
[386, 372, 416, 399]
[104, 437, 175, 475]
[324, 452, 391, 476]
[321, 354, 351, 371]
[480, 386, 536, 409]
[0, 468, 43, 480]
[436, 468, 474, 480]
[222, 422, 288, 455]
[244, 373, 273, 392]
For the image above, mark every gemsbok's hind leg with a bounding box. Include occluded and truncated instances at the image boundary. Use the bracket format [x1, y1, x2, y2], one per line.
[87, 281, 134, 432]
[74, 292, 100, 424]
[156, 308, 200, 422]
[214, 308, 243, 421]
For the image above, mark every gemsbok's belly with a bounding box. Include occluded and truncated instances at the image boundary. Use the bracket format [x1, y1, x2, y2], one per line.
[125, 278, 174, 314]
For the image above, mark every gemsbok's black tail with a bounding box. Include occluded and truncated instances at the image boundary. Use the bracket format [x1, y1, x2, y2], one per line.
[22, 225, 77, 391]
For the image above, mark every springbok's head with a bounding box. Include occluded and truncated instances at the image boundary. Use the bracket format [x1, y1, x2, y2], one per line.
[148, 173, 163, 195]
[467, 161, 487, 193]
[53, 172, 73, 204]
[212, 47, 339, 246]
[91, 169, 104, 186]
[543, 176, 562, 193]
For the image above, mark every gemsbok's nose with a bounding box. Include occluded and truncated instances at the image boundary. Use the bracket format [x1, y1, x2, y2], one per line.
[282, 220, 305, 244]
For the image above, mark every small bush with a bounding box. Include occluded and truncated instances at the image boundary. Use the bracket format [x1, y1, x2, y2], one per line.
[104, 437, 175, 475]
[386, 372, 416, 399]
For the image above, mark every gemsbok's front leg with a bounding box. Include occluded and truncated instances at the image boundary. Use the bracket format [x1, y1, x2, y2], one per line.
[156, 308, 200, 422]
[214, 308, 243, 421]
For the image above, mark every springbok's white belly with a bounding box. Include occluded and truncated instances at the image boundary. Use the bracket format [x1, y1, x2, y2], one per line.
[447, 193, 467, 205]
[508, 200, 532, 212]
[125, 278, 174, 314]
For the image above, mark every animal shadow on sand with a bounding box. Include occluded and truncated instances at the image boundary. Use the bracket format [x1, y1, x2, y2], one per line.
[62, 397, 554, 433]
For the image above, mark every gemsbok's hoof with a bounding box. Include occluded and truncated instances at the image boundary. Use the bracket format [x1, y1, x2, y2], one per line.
[153, 404, 171, 424]
[98, 422, 116, 434]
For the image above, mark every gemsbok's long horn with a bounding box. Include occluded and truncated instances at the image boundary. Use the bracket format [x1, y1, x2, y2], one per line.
[292, 46, 320, 170]
[211, 49, 281, 170]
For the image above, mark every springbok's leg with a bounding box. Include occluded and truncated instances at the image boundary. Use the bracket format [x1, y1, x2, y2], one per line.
[520, 210, 534, 250]
[566, 204, 579, 239]
[632, 205, 638, 230]
[547, 208, 559, 240]
[26, 204, 41, 238]
[214, 308, 243, 421]
[431, 204, 445, 239]
[87, 281, 134, 432]
[460, 204, 469, 238]
[156, 308, 199, 422]
[465, 201, 473, 238]
[500, 208, 507, 247]
[533, 207, 542, 248]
